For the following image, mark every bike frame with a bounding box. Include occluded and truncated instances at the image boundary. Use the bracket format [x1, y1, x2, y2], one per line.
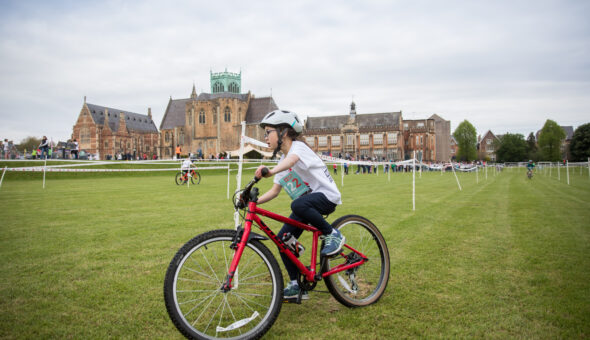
[224, 200, 369, 290]
[181, 169, 197, 180]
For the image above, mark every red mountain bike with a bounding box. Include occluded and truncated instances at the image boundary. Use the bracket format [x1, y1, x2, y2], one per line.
[176, 169, 201, 185]
[164, 169, 390, 340]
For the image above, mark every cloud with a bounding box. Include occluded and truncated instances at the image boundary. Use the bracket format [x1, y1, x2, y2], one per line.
[0, 0, 589, 143]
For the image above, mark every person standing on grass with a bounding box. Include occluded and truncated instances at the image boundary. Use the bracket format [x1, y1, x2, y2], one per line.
[254, 110, 345, 300]
[3, 139, 9, 159]
[39, 136, 49, 159]
[175, 144, 181, 159]
[71, 139, 79, 159]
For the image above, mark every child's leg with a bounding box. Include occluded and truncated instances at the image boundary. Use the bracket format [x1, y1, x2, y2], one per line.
[277, 218, 304, 281]
[290, 193, 336, 235]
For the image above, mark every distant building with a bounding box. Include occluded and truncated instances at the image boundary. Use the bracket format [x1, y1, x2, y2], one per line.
[71, 97, 159, 160]
[303, 101, 451, 162]
[477, 130, 500, 161]
[158, 70, 277, 159]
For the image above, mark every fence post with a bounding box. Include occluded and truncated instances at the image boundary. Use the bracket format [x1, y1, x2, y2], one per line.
[412, 151, 416, 211]
[566, 160, 570, 185]
[0, 166, 7, 189]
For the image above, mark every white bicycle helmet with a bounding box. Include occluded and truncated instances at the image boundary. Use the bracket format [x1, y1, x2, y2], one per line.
[259, 110, 303, 134]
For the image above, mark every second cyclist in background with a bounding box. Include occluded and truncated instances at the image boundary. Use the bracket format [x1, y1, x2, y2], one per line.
[526, 160, 535, 179]
[181, 158, 194, 183]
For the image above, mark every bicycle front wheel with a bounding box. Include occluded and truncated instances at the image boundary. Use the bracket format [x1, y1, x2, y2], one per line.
[322, 215, 390, 307]
[164, 229, 283, 340]
[175, 172, 186, 185]
[192, 171, 201, 184]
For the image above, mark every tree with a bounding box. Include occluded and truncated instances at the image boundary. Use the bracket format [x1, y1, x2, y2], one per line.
[538, 119, 566, 161]
[495, 133, 528, 162]
[453, 120, 477, 161]
[526, 132, 538, 160]
[17, 136, 41, 153]
[570, 123, 590, 161]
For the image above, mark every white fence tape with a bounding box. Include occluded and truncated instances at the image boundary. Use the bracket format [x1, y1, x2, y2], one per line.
[5, 166, 228, 173]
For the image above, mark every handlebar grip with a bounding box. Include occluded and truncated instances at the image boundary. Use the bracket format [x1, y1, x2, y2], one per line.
[261, 167, 269, 177]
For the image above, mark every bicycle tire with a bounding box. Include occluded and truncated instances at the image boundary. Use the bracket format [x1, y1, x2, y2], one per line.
[164, 229, 283, 340]
[192, 171, 201, 184]
[322, 215, 390, 307]
[175, 172, 187, 185]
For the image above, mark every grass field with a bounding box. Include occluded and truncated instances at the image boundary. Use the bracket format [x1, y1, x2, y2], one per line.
[1, 164, 589, 339]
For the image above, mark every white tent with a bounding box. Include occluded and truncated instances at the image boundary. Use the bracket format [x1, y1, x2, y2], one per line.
[226, 145, 274, 158]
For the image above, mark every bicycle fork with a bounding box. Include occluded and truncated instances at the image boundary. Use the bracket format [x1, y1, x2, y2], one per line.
[221, 208, 255, 292]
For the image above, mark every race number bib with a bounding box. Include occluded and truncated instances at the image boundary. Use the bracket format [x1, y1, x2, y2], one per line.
[279, 170, 311, 200]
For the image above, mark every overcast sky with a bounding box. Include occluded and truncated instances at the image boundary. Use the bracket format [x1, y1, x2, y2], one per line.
[1, 0, 589, 143]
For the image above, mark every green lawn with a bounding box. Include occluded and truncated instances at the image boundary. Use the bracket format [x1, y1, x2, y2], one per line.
[0, 166, 589, 339]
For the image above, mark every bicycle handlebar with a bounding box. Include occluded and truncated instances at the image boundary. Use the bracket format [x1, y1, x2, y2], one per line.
[235, 167, 269, 209]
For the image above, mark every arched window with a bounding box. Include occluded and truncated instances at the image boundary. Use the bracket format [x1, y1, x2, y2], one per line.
[199, 110, 206, 124]
[224, 107, 231, 122]
[189, 112, 193, 125]
[213, 109, 217, 124]
[80, 128, 90, 144]
[213, 82, 224, 93]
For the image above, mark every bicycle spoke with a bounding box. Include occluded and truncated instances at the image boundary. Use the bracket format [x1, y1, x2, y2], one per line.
[221, 295, 242, 336]
[203, 294, 225, 334]
[240, 257, 265, 281]
[184, 291, 219, 319]
[199, 247, 222, 285]
[182, 266, 215, 281]
[231, 291, 271, 311]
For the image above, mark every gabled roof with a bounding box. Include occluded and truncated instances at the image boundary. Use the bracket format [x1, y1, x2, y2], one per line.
[429, 113, 448, 122]
[86, 103, 157, 133]
[306, 112, 402, 130]
[160, 98, 191, 130]
[245, 97, 278, 124]
[482, 130, 499, 141]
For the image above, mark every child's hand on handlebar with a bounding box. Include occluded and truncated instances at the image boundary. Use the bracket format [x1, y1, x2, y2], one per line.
[255, 166, 271, 179]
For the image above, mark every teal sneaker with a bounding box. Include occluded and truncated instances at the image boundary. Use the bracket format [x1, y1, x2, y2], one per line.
[283, 282, 309, 300]
[320, 229, 346, 257]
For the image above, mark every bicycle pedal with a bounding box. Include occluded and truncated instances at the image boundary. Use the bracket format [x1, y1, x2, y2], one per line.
[282, 297, 302, 304]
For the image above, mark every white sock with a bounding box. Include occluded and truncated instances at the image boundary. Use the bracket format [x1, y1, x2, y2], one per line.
[290, 280, 298, 286]
[331, 229, 339, 235]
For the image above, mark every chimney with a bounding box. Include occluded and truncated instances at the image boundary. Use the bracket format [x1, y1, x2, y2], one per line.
[148, 107, 152, 119]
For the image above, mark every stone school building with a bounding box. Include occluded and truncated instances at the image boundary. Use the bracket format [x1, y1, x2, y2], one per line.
[159, 70, 277, 159]
[71, 69, 451, 162]
[71, 98, 159, 159]
[304, 102, 451, 162]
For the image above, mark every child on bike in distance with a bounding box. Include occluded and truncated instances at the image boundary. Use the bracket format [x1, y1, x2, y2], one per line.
[254, 110, 345, 300]
[181, 157, 193, 182]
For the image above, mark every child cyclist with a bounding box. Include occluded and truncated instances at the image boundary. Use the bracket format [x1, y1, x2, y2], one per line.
[254, 110, 345, 300]
[181, 157, 194, 182]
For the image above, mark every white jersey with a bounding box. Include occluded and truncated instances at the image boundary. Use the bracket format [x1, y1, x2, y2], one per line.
[273, 141, 341, 205]
[181, 159, 192, 170]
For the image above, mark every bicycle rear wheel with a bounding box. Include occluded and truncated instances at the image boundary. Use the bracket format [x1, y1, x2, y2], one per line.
[322, 215, 390, 307]
[164, 229, 283, 340]
[192, 171, 201, 184]
[175, 172, 186, 185]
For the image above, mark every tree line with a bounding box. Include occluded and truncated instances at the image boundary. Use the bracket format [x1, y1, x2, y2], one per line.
[453, 120, 590, 163]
